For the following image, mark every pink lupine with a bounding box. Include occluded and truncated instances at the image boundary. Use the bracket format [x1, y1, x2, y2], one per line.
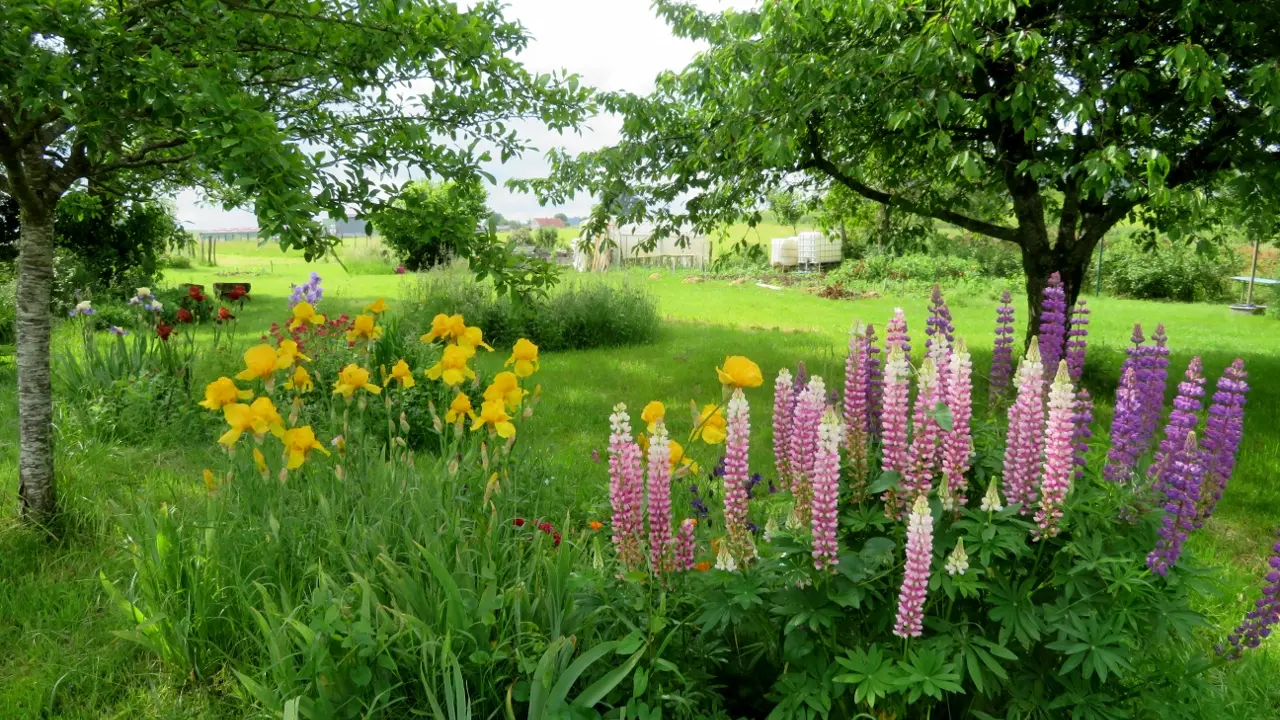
[1034, 361, 1076, 539]
[880, 347, 911, 481]
[608, 403, 646, 570]
[902, 357, 942, 507]
[886, 308, 911, 355]
[724, 387, 754, 566]
[675, 518, 697, 571]
[812, 408, 844, 570]
[788, 376, 826, 527]
[646, 421, 674, 573]
[941, 339, 973, 509]
[1002, 337, 1045, 513]
[773, 368, 796, 491]
[894, 494, 934, 639]
[844, 325, 871, 482]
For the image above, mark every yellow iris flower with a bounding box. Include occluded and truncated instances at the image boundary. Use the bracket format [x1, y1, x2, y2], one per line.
[457, 325, 494, 352]
[641, 401, 665, 433]
[277, 339, 310, 366]
[692, 404, 727, 445]
[483, 371, 527, 409]
[364, 297, 390, 315]
[389, 359, 416, 388]
[253, 448, 268, 474]
[505, 338, 539, 377]
[715, 356, 763, 388]
[445, 391, 477, 423]
[332, 364, 382, 398]
[236, 344, 292, 382]
[425, 344, 477, 386]
[199, 377, 252, 410]
[288, 301, 326, 330]
[284, 365, 314, 393]
[472, 398, 516, 438]
[346, 313, 384, 343]
[420, 313, 467, 343]
[218, 403, 255, 447]
[282, 425, 330, 469]
[249, 397, 286, 438]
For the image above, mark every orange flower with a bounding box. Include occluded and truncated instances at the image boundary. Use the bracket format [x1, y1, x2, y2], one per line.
[589, 521, 603, 531]
[693, 561, 711, 572]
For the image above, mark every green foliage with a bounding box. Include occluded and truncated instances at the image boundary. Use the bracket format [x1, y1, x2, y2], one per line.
[510, 227, 534, 245]
[1093, 236, 1235, 302]
[534, 226, 562, 251]
[372, 178, 490, 271]
[412, 273, 660, 352]
[767, 191, 805, 232]
[0, 265, 13, 345]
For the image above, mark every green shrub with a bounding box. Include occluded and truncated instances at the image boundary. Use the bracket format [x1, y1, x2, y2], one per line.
[160, 253, 193, 270]
[1092, 237, 1235, 302]
[0, 266, 14, 345]
[411, 273, 661, 351]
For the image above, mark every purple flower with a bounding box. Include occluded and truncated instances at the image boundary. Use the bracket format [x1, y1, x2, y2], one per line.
[1149, 358, 1205, 498]
[844, 324, 873, 481]
[289, 272, 325, 308]
[886, 308, 911, 355]
[1147, 431, 1204, 576]
[1072, 388, 1093, 481]
[1139, 324, 1172, 452]
[675, 518, 697, 572]
[941, 340, 973, 508]
[866, 323, 883, 440]
[788, 376, 826, 527]
[1066, 299, 1090, 382]
[1197, 359, 1249, 527]
[1038, 273, 1067, 387]
[902, 357, 942, 507]
[1223, 529, 1280, 659]
[591, 448, 601, 463]
[108, 326, 130, 337]
[1104, 367, 1145, 484]
[989, 290, 1016, 406]
[773, 368, 796, 491]
[925, 284, 955, 352]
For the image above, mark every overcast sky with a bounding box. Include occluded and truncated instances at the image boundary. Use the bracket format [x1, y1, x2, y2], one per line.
[175, 0, 742, 230]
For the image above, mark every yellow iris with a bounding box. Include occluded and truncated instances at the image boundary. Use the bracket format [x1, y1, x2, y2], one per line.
[483, 371, 527, 409]
[284, 365, 314, 393]
[199, 377, 252, 410]
[249, 397, 286, 439]
[472, 398, 516, 438]
[715, 356, 764, 388]
[253, 447, 268, 474]
[202, 468, 217, 492]
[364, 297, 390, 315]
[425, 344, 477, 386]
[288, 301, 326, 330]
[282, 425, 330, 469]
[346, 313, 384, 343]
[457, 325, 494, 352]
[420, 313, 466, 343]
[692, 404, 727, 445]
[277, 339, 310, 366]
[505, 338, 539, 377]
[445, 391, 477, 423]
[641, 401, 665, 433]
[218, 403, 255, 447]
[389, 359, 416, 388]
[332, 364, 382, 398]
[236, 344, 291, 382]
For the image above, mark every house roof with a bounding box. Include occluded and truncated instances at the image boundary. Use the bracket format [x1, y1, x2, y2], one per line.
[534, 217, 566, 228]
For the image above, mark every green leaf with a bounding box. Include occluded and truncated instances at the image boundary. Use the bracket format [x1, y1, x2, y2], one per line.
[868, 470, 901, 495]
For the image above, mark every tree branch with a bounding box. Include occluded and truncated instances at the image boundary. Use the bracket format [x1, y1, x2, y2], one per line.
[89, 137, 191, 177]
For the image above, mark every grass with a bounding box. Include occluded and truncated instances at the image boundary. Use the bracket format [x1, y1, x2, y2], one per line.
[5, 252, 1280, 716]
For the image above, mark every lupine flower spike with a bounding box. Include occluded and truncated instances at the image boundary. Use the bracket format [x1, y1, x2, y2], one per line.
[1197, 359, 1249, 527]
[865, 324, 883, 440]
[942, 339, 973, 509]
[1071, 389, 1093, 481]
[887, 308, 911, 355]
[1035, 361, 1075, 539]
[944, 539, 969, 576]
[1038, 273, 1067, 387]
[981, 480, 1003, 512]
[1066, 299, 1090, 382]
[893, 494, 934, 638]
[675, 518, 697, 571]
[989, 291, 1016, 406]
[1224, 529, 1280, 659]
[812, 408, 844, 571]
[880, 348, 911, 483]
[773, 368, 795, 491]
[646, 421, 674, 574]
[1147, 431, 1204, 575]
[788, 377, 826, 528]
[1104, 367, 1144, 485]
[608, 404, 646, 570]
[1002, 337, 1045, 513]
[1136, 324, 1170, 454]
[1150, 357, 1205, 498]
[844, 324, 871, 483]
[926, 284, 955, 350]
[723, 388, 754, 567]
[902, 357, 942, 509]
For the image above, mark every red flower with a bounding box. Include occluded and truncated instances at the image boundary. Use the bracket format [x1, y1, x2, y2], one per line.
[553, 533, 562, 547]
[176, 308, 194, 323]
[156, 323, 175, 341]
[226, 285, 247, 301]
[187, 285, 202, 298]
[217, 307, 234, 321]
[537, 521, 553, 534]
[513, 518, 526, 527]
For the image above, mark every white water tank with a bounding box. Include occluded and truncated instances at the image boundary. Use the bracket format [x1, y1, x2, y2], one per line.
[797, 231, 841, 265]
[770, 236, 798, 266]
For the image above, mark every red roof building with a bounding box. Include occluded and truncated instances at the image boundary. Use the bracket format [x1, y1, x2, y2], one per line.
[533, 217, 566, 228]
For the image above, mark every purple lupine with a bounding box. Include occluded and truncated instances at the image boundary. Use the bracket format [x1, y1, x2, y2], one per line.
[723, 388, 754, 567]
[1197, 359, 1249, 527]
[880, 348, 911, 481]
[886, 308, 911, 355]
[1120, 323, 1145, 378]
[989, 291, 1016, 406]
[844, 325, 871, 483]
[1224, 530, 1280, 659]
[1149, 357, 1205, 497]
[866, 323, 883, 440]
[675, 518, 697, 571]
[1038, 273, 1067, 387]
[941, 339, 973, 509]
[773, 368, 796, 492]
[812, 408, 844, 571]
[1137, 323, 1172, 453]
[646, 422, 674, 573]
[1104, 368, 1145, 485]
[1147, 431, 1204, 576]
[1034, 361, 1075, 539]
[1066, 299, 1090, 383]
[608, 404, 646, 570]
[926, 284, 955, 352]
[1072, 389, 1093, 482]
[788, 377, 826, 528]
[893, 494, 934, 638]
[902, 357, 942, 509]
[1002, 338, 1045, 513]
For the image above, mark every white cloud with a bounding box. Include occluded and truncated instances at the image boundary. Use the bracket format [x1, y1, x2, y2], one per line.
[177, 0, 742, 230]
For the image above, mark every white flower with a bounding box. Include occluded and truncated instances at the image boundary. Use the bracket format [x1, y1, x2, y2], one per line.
[75, 300, 92, 312]
[714, 542, 737, 572]
[944, 538, 969, 576]
[136, 287, 152, 297]
[980, 481, 1003, 512]
[149, 300, 163, 312]
[763, 516, 780, 542]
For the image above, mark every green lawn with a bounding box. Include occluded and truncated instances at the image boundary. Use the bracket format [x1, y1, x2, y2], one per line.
[4, 255, 1280, 716]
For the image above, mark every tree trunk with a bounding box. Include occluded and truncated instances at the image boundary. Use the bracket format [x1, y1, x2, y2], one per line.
[16, 207, 56, 522]
[1020, 232, 1094, 345]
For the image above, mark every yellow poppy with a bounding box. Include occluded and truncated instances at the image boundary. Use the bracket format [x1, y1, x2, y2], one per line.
[505, 338, 539, 377]
[249, 397, 286, 438]
[282, 425, 330, 469]
[456, 325, 494, 352]
[284, 365, 314, 393]
[332, 364, 382, 398]
[716, 356, 763, 388]
[364, 297, 390, 315]
[199, 377, 252, 410]
[692, 404, 727, 445]
[641, 401, 665, 433]
[637, 432, 649, 454]
[425, 344, 477, 386]
[288, 301, 326, 330]
[236, 344, 291, 382]
[218, 403, 255, 447]
[445, 391, 477, 424]
[253, 448, 268, 474]
[668, 439, 699, 474]
[420, 312, 466, 343]
[483, 371, 527, 409]
[389, 359, 416, 388]
[346, 313, 384, 343]
[277, 339, 310, 366]
[202, 469, 217, 492]
[471, 399, 516, 438]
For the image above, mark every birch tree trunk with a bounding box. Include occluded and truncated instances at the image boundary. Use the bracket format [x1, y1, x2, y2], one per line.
[16, 206, 56, 521]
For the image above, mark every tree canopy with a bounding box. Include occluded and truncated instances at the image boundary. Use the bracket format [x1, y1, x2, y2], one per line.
[520, 0, 1280, 315]
[372, 177, 490, 271]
